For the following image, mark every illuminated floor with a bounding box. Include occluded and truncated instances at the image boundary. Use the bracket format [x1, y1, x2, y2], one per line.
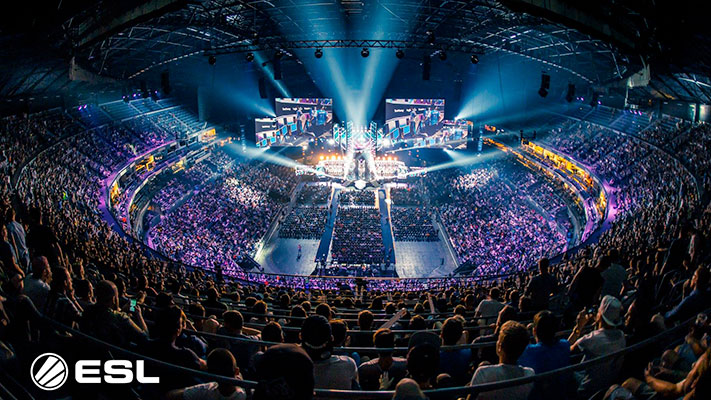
[255, 238, 320, 276]
[394, 240, 458, 278]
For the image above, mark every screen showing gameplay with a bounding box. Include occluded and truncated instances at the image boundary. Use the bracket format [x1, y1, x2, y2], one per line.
[385, 99, 445, 145]
[274, 98, 333, 143]
[255, 118, 278, 148]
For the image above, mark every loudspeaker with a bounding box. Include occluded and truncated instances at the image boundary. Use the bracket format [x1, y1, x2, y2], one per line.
[161, 71, 171, 95]
[565, 83, 575, 102]
[273, 58, 282, 80]
[140, 80, 148, 99]
[538, 73, 550, 98]
[422, 55, 431, 81]
[258, 77, 267, 99]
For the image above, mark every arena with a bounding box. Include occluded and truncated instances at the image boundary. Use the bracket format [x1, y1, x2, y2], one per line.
[1, 1, 710, 399]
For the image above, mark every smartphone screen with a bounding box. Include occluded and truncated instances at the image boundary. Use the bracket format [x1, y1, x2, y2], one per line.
[129, 299, 137, 312]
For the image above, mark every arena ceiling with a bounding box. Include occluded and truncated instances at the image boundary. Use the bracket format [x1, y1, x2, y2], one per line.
[1, 0, 710, 103]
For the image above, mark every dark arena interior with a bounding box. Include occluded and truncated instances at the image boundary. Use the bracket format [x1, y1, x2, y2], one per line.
[2, 1, 711, 399]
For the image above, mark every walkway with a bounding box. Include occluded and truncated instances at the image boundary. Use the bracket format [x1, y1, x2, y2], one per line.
[378, 188, 397, 265]
[315, 187, 341, 263]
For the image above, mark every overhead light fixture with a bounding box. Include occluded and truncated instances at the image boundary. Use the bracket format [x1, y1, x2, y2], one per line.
[208, 55, 216, 66]
[471, 54, 479, 64]
[245, 52, 254, 62]
[315, 48, 323, 58]
[439, 50, 447, 61]
[538, 73, 550, 98]
[566, 83, 575, 103]
[426, 31, 435, 45]
[274, 50, 284, 59]
[396, 49, 405, 59]
[422, 55, 431, 80]
[361, 48, 369, 58]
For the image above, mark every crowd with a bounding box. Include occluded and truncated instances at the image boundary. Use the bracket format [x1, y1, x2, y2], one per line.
[432, 167, 568, 275]
[279, 207, 328, 240]
[149, 162, 296, 272]
[297, 184, 331, 205]
[391, 207, 439, 242]
[2, 105, 711, 400]
[331, 206, 384, 265]
[390, 187, 426, 206]
[340, 190, 375, 206]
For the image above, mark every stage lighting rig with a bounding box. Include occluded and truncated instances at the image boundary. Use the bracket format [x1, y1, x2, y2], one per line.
[471, 55, 479, 64]
[208, 55, 216, 66]
[438, 50, 447, 61]
[314, 48, 323, 58]
[274, 50, 284, 59]
[396, 49, 405, 59]
[361, 48, 370, 57]
[426, 31, 435, 45]
[245, 52, 254, 62]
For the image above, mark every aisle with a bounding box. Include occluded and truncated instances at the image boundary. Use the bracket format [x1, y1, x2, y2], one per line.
[314, 187, 340, 263]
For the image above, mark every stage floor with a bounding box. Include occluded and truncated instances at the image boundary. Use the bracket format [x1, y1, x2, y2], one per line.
[394, 240, 458, 278]
[254, 238, 320, 276]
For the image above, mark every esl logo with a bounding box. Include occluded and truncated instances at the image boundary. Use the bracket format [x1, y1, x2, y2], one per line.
[30, 353, 160, 390]
[31, 353, 69, 391]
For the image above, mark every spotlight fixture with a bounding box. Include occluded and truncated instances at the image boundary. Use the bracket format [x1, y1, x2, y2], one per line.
[274, 50, 284, 59]
[245, 52, 254, 62]
[314, 48, 323, 58]
[426, 31, 435, 45]
[565, 83, 575, 103]
[439, 51, 447, 61]
[471, 54, 479, 64]
[396, 49, 405, 59]
[361, 48, 369, 58]
[208, 55, 216, 66]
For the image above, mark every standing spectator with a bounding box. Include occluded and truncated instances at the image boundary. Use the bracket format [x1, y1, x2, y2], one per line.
[25, 207, 62, 267]
[566, 256, 607, 323]
[4, 207, 29, 271]
[600, 249, 627, 298]
[467, 321, 533, 400]
[524, 258, 559, 311]
[569, 295, 626, 399]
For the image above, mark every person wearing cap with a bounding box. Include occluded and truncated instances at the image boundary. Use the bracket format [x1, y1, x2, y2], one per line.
[300, 315, 359, 390]
[569, 295, 627, 399]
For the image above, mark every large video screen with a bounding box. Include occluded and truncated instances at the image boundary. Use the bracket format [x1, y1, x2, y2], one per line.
[385, 99, 445, 142]
[275, 98, 333, 142]
[255, 118, 278, 148]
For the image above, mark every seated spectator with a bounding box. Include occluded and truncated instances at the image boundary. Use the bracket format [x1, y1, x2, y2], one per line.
[518, 310, 573, 399]
[44, 267, 82, 328]
[406, 332, 441, 390]
[664, 266, 710, 325]
[203, 287, 229, 315]
[359, 329, 407, 390]
[253, 344, 315, 400]
[80, 280, 148, 347]
[216, 310, 260, 377]
[166, 348, 247, 400]
[23, 256, 51, 310]
[600, 249, 627, 298]
[393, 378, 428, 400]
[350, 310, 375, 348]
[146, 305, 207, 371]
[439, 317, 472, 385]
[569, 295, 627, 399]
[300, 315, 358, 390]
[467, 321, 533, 400]
[475, 288, 505, 326]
